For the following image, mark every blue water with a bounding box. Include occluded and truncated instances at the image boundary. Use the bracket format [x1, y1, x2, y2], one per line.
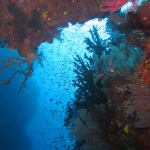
[0, 19, 107, 150]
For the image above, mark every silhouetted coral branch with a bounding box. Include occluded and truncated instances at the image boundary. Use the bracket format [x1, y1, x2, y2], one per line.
[0, 56, 34, 94]
[0, 57, 26, 72]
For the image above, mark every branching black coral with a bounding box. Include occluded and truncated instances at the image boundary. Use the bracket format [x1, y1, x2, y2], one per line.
[72, 54, 107, 106]
[84, 26, 110, 57]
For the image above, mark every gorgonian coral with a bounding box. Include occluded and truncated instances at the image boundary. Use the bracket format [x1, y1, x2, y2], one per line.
[123, 83, 150, 128]
[0, 54, 36, 94]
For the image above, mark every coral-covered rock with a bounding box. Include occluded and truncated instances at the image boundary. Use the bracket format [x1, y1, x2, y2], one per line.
[0, 0, 106, 59]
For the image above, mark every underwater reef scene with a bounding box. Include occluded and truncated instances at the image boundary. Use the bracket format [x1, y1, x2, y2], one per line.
[64, 2, 150, 149]
[64, 24, 150, 149]
[0, 0, 150, 150]
[1, 0, 150, 93]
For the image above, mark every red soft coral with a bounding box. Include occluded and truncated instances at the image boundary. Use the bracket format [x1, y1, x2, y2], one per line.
[100, 0, 137, 13]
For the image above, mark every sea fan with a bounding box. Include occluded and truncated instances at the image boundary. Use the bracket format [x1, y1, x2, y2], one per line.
[123, 83, 150, 128]
[71, 109, 109, 150]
